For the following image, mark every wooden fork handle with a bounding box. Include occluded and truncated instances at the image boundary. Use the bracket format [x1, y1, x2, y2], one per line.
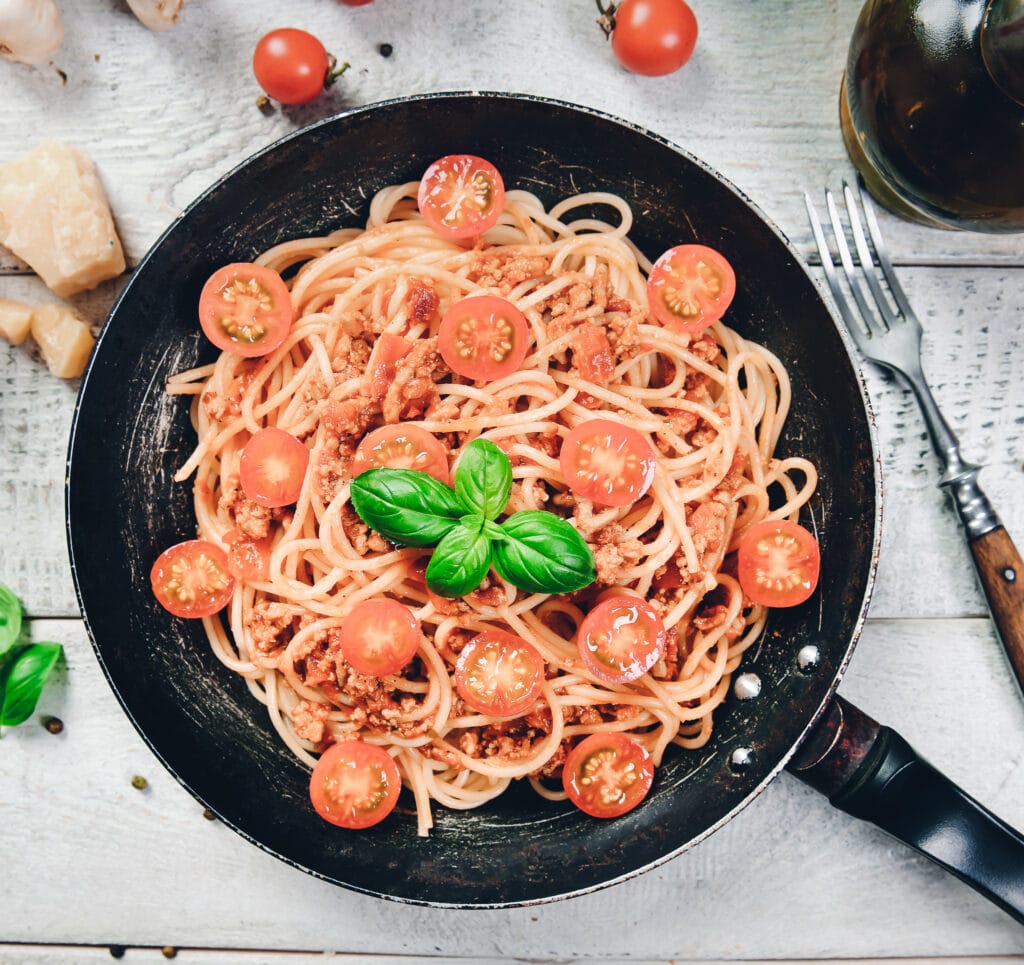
[969, 525, 1024, 698]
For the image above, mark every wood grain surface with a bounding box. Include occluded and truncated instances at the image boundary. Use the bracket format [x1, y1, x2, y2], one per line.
[1, 0, 1023, 962]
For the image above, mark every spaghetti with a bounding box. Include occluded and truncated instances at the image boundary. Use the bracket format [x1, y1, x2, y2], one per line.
[165, 176, 817, 835]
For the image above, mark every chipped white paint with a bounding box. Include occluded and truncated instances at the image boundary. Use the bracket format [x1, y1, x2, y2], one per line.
[0, 0, 1023, 962]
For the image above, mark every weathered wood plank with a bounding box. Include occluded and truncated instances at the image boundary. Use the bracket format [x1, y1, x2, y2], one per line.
[0, 0, 1020, 277]
[2, 951, 1020, 965]
[1, 616, 1021, 957]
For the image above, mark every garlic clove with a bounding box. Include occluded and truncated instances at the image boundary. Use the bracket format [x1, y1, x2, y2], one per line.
[126, 0, 187, 31]
[0, 0, 64, 65]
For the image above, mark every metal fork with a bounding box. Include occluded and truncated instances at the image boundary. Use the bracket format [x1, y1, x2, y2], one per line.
[805, 182, 1024, 698]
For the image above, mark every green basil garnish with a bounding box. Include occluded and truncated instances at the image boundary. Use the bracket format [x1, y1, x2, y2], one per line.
[0, 582, 22, 659]
[351, 436, 596, 598]
[1, 642, 62, 727]
[350, 468, 466, 547]
[454, 438, 513, 521]
[426, 525, 494, 598]
[492, 511, 597, 595]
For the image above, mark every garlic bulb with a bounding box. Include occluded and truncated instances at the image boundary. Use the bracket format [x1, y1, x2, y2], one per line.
[126, 0, 187, 31]
[0, 0, 63, 65]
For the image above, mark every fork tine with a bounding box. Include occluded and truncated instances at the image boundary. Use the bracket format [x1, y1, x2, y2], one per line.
[803, 192, 870, 344]
[842, 182, 900, 333]
[858, 183, 918, 322]
[823, 188, 884, 339]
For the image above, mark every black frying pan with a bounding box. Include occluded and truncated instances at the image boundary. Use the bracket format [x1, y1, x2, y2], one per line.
[65, 93, 1024, 916]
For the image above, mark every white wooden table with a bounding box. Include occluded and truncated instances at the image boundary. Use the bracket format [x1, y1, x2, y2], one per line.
[2, 1, 1023, 962]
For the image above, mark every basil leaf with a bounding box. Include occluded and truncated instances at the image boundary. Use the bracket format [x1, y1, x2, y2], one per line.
[0, 582, 22, 659]
[454, 438, 513, 521]
[493, 511, 596, 595]
[1, 643, 62, 727]
[351, 468, 466, 547]
[426, 526, 493, 598]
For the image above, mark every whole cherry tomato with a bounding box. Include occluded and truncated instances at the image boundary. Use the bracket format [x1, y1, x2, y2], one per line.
[253, 28, 332, 105]
[607, 0, 698, 77]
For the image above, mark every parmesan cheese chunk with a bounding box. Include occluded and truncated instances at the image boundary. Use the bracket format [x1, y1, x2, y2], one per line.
[0, 141, 126, 298]
[0, 297, 34, 345]
[30, 303, 96, 379]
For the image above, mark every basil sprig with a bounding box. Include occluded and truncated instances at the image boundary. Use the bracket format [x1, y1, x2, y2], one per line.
[0, 582, 64, 731]
[351, 438, 596, 598]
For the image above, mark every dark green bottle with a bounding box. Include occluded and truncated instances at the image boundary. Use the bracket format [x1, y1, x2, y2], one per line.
[841, 0, 1024, 232]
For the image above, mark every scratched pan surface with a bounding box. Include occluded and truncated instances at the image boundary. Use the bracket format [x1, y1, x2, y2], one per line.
[66, 92, 877, 907]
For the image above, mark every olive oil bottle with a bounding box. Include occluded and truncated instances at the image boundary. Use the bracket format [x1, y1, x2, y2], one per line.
[841, 0, 1024, 232]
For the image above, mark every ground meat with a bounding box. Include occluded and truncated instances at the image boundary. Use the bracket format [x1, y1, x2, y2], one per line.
[693, 604, 745, 641]
[405, 279, 440, 328]
[322, 393, 375, 440]
[245, 601, 296, 658]
[688, 500, 728, 570]
[689, 333, 721, 365]
[570, 322, 615, 386]
[219, 488, 277, 539]
[381, 336, 448, 424]
[339, 504, 388, 555]
[291, 700, 331, 743]
[336, 660, 432, 738]
[330, 332, 373, 379]
[468, 252, 550, 294]
[589, 523, 646, 585]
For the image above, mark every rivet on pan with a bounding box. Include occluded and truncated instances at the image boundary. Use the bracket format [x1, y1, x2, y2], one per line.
[797, 644, 821, 673]
[733, 672, 762, 700]
[729, 747, 755, 773]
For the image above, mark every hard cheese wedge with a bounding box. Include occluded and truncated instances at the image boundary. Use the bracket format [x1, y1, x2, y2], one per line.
[0, 141, 126, 298]
[0, 297, 34, 345]
[30, 303, 96, 379]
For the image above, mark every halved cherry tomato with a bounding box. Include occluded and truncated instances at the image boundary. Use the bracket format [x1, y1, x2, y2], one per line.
[239, 427, 309, 508]
[610, 0, 699, 77]
[438, 295, 530, 382]
[646, 244, 736, 335]
[562, 732, 655, 819]
[737, 519, 821, 607]
[559, 419, 656, 508]
[454, 630, 544, 717]
[350, 425, 450, 485]
[223, 530, 272, 583]
[198, 263, 293, 357]
[338, 599, 422, 677]
[150, 539, 234, 619]
[367, 333, 413, 401]
[417, 154, 505, 241]
[309, 740, 402, 829]
[253, 28, 330, 106]
[577, 595, 668, 685]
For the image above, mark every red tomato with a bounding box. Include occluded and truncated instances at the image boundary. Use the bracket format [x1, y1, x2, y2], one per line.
[417, 154, 505, 241]
[438, 295, 530, 382]
[559, 419, 656, 508]
[563, 732, 655, 819]
[223, 530, 272, 582]
[253, 28, 330, 106]
[309, 740, 401, 829]
[338, 0, 373, 5]
[610, 0, 698, 77]
[150, 539, 235, 619]
[367, 333, 413, 401]
[198, 263, 293, 358]
[338, 599, 422, 677]
[577, 595, 668, 684]
[737, 519, 821, 607]
[350, 425, 450, 485]
[454, 630, 544, 717]
[646, 244, 736, 334]
[239, 427, 310, 508]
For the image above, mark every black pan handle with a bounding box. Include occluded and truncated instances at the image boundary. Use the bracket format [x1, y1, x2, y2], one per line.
[787, 694, 1024, 924]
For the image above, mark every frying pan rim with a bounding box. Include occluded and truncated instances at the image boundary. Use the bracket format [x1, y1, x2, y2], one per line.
[64, 90, 883, 908]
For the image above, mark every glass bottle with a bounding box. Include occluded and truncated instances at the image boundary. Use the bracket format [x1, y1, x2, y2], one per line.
[841, 0, 1024, 232]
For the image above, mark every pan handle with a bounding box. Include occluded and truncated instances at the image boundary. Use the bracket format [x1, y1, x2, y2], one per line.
[786, 694, 1024, 924]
